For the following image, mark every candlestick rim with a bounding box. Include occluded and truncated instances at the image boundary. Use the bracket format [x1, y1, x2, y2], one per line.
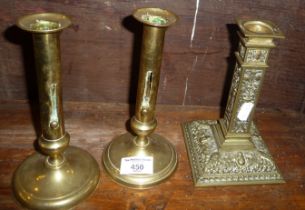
[237, 19, 285, 39]
[17, 12, 71, 33]
[133, 7, 178, 28]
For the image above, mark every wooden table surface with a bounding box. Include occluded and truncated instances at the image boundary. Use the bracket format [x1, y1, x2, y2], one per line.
[0, 101, 304, 210]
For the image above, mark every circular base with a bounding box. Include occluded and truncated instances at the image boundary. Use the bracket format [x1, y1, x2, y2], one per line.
[103, 133, 177, 188]
[13, 146, 100, 210]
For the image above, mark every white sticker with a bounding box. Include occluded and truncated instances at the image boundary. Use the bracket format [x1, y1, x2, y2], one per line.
[237, 102, 254, 121]
[120, 156, 153, 175]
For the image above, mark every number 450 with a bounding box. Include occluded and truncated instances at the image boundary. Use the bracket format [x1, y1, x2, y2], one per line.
[131, 164, 144, 172]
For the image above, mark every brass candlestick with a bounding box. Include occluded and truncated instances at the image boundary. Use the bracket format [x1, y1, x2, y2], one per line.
[13, 13, 100, 209]
[103, 8, 178, 188]
[182, 19, 285, 186]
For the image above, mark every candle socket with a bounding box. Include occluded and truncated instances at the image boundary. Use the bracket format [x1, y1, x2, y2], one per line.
[182, 19, 285, 186]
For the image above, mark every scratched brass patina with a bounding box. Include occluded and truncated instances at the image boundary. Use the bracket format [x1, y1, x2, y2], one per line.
[13, 13, 100, 209]
[182, 19, 285, 186]
[103, 8, 178, 188]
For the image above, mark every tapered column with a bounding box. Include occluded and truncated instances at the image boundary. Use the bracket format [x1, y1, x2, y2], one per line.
[182, 19, 285, 186]
[217, 20, 285, 150]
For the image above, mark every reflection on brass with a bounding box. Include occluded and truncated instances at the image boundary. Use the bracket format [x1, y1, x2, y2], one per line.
[182, 19, 285, 186]
[13, 13, 100, 209]
[103, 8, 178, 188]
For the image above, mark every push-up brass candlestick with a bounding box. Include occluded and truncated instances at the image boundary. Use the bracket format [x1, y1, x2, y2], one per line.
[13, 13, 100, 209]
[103, 8, 178, 188]
[183, 19, 285, 186]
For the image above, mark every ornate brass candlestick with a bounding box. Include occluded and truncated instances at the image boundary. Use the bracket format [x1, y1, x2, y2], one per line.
[183, 19, 285, 186]
[103, 8, 178, 188]
[13, 13, 100, 209]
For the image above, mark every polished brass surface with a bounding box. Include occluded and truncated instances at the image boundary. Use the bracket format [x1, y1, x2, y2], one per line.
[13, 146, 100, 210]
[182, 19, 285, 186]
[103, 8, 178, 188]
[13, 13, 100, 209]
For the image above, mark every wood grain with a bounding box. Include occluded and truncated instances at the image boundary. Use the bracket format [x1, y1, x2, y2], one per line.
[0, 0, 304, 112]
[0, 100, 304, 210]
